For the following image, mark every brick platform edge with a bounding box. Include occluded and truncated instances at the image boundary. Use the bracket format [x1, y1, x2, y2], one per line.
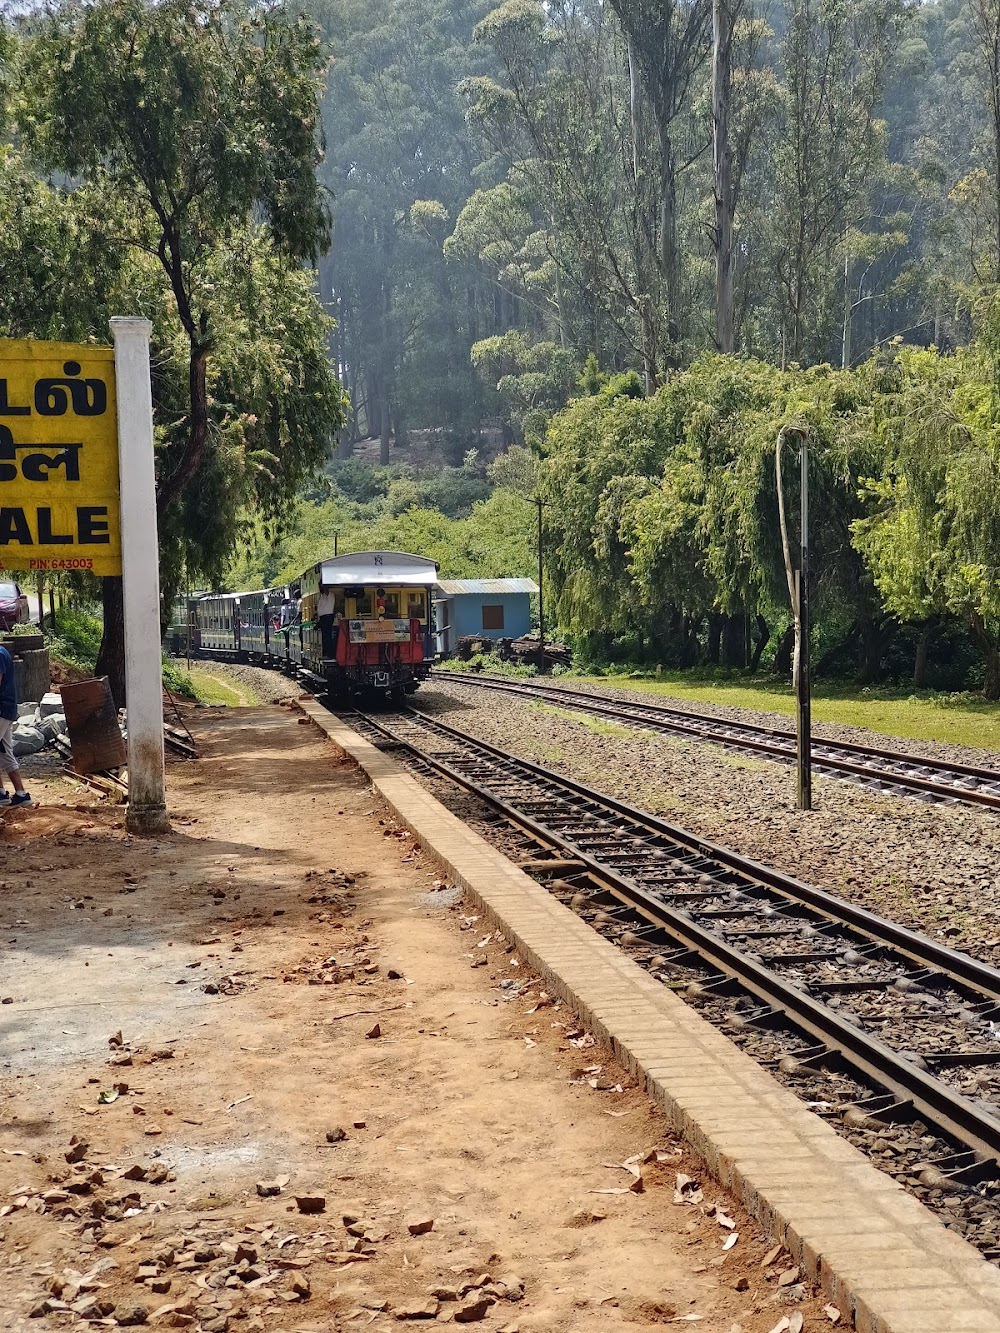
[300, 699, 1000, 1333]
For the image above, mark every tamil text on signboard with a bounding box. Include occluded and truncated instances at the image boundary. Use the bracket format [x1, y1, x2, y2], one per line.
[0, 340, 120, 576]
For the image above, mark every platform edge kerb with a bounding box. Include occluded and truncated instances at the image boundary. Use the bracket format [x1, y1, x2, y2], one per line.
[298, 699, 1000, 1333]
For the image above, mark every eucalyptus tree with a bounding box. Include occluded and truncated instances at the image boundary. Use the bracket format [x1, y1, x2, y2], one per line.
[313, 0, 492, 460]
[763, 0, 903, 364]
[606, 0, 713, 368]
[463, 0, 666, 386]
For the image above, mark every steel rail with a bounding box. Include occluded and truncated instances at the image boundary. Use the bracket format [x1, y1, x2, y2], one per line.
[434, 671, 1000, 810]
[352, 704, 1000, 1166]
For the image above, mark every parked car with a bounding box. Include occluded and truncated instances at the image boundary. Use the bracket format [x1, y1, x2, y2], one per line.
[0, 582, 30, 632]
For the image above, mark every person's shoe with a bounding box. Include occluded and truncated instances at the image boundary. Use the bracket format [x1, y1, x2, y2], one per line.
[0, 791, 9, 804]
[9, 792, 32, 808]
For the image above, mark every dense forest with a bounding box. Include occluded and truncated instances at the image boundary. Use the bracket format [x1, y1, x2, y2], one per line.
[313, 0, 1000, 451]
[8, 0, 1000, 694]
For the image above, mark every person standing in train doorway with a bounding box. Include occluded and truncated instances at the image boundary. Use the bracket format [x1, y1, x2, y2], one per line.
[0, 642, 32, 807]
[317, 582, 336, 659]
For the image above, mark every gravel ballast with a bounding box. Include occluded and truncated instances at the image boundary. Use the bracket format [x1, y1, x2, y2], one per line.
[418, 679, 1000, 965]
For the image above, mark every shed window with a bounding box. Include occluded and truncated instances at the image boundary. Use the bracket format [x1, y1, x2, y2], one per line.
[482, 604, 505, 631]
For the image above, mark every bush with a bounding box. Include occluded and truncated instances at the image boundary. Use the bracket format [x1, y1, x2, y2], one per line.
[162, 657, 197, 698]
[44, 606, 103, 673]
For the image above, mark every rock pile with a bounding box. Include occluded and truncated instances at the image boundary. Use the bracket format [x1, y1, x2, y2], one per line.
[14, 691, 67, 756]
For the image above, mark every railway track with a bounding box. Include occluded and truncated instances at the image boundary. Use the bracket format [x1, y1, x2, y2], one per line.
[347, 702, 1000, 1254]
[433, 670, 1000, 810]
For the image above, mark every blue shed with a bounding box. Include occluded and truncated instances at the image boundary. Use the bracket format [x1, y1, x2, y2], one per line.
[434, 578, 538, 655]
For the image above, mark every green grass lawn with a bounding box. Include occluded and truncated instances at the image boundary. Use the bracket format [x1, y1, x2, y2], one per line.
[566, 671, 1000, 753]
[182, 666, 259, 707]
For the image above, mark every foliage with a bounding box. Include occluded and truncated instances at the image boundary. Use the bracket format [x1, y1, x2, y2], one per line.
[20, 0, 343, 600]
[226, 462, 536, 589]
[44, 607, 104, 674]
[435, 651, 537, 677]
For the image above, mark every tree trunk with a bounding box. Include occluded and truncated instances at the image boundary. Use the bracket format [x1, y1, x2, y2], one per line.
[380, 379, 391, 465]
[970, 614, 1000, 698]
[707, 613, 723, 665]
[913, 621, 934, 688]
[681, 615, 701, 667]
[857, 615, 885, 685]
[156, 341, 210, 520]
[712, 0, 736, 353]
[773, 622, 795, 677]
[722, 611, 747, 667]
[658, 121, 681, 361]
[96, 576, 126, 709]
[749, 613, 770, 674]
[986, 641, 1000, 700]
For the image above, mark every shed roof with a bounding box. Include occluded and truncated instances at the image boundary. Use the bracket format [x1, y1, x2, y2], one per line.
[436, 578, 539, 596]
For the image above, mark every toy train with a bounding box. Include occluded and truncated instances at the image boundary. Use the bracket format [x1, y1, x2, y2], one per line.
[171, 550, 439, 701]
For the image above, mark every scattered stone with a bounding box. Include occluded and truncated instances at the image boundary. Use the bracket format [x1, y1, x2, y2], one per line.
[455, 1297, 494, 1323]
[777, 1266, 801, 1288]
[255, 1180, 283, 1198]
[568, 1207, 605, 1228]
[406, 1216, 434, 1236]
[295, 1195, 326, 1215]
[65, 1138, 89, 1164]
[289, 1272, 311, 1300]
[394, 1299, 440, 1320]
[325, 1127, 348, 1143]
[366, 1023, 381, 1039]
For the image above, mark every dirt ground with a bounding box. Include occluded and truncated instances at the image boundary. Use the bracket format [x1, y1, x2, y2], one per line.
[0, 703, 833, 1333]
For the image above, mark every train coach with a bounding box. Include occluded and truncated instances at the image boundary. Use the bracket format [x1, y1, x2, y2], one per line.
[188, 550, 439, 702]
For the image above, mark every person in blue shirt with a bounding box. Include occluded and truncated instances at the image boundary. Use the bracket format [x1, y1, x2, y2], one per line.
[0, 643, 32, 807]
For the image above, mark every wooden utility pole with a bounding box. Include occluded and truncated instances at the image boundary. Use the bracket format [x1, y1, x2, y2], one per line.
[797, 433, 811, 810]
[536, 496, 546, 674]
[776, 426, 811, 810]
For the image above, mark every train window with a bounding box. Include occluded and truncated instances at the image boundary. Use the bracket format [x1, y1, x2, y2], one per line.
[383, 592, 399, 617]
[354, 591, 372, 616]
[407, 591, 425, 618]
[482, 604, 505, 630]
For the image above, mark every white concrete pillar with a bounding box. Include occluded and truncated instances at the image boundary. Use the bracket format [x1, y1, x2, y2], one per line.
[110, 317, 169, 835]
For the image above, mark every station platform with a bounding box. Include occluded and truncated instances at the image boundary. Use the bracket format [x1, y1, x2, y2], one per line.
[302, 698, 1000, 1333]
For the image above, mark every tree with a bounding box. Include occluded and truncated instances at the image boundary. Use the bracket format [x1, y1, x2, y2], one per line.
[23, 0, 341, 698]
[765, 0, 903, 363]
[606, 0, 713, 367]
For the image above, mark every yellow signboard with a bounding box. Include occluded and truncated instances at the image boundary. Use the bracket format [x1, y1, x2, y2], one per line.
[0, 339, 120, 576]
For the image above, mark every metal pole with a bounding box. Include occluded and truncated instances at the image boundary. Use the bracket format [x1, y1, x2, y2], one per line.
[334, 530, 339, 556]
[111, 316, 169, 835]
[536, 497, 545, 673]
[36, 574, 44, 629]
[48, 581, 56, 633]
[797, 435, 812, 811]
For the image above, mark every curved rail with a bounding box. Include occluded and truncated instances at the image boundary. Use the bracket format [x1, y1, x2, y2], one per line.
[433, 671, 1000, 809]
[352, 703, 1000, 1170]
